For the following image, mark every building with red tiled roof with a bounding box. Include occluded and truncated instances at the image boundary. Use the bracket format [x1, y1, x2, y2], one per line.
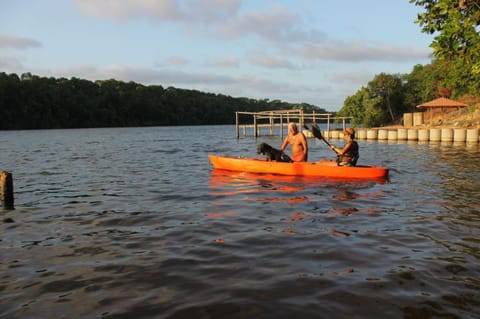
[416, 97, 468, 110]
[417, 97, 468, 125]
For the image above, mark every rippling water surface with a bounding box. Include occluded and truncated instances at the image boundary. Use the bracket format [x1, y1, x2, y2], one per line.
[1, 126, 479, 319]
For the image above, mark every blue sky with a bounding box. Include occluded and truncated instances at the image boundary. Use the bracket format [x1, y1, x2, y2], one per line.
[0, 0, 433, 111]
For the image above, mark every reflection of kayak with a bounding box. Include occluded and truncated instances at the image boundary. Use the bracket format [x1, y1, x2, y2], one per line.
[208, 155, 389, 180]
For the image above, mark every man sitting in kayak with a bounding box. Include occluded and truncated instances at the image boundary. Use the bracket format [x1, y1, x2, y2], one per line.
[280, 123, 308, 162]
[318, 127, 359, 166]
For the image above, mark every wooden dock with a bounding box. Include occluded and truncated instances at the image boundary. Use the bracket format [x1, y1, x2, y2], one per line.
[235, 109, 352, 139]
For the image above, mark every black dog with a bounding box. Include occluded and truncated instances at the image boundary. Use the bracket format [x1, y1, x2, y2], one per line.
[257, 143, 293, 162]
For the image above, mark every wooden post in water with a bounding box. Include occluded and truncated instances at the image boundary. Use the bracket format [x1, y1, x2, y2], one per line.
[235, 112, 239, 138]
[269, 112, 274, 135]
[0, 171, 14, 209]
[253, 115, 258, 138]
[280, 114, 284, 140]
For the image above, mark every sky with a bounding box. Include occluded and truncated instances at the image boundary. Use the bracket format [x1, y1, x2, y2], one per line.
[0, 0, 434, 111]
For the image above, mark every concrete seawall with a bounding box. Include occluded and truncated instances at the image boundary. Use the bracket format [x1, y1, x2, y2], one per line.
[317, 128, 480, 143]
[315, 111, 480, 144]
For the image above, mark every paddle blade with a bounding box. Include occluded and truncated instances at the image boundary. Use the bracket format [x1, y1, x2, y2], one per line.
[303, 123, 324, 140]
[310, 124, 323, 140]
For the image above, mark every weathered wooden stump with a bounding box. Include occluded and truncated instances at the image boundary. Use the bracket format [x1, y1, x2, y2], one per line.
[0, 171, 14, 209]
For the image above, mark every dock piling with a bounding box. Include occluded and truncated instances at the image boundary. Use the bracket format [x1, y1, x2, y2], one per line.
[0, 171, 14, 210]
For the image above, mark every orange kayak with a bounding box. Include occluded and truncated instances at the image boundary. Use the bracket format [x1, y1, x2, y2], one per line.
[209, 155, 389, 180]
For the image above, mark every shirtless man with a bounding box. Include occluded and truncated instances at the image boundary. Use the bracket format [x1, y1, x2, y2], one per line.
[280, 123, 308, 162]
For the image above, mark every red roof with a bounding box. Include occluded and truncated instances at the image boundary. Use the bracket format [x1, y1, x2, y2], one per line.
[417, 97, 468, 109]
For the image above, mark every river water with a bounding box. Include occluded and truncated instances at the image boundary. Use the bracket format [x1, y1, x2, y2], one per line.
[1, 126, 479, 319]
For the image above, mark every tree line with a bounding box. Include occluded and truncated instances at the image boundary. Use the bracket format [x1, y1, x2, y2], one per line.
[337, 59, 480, 127]
[0, 72, 326, 130]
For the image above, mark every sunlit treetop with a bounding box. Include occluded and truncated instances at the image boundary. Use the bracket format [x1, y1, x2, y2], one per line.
[410, 0, 480, 74]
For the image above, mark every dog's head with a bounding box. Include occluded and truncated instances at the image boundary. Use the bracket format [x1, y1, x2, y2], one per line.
[257, 142, 268, 154]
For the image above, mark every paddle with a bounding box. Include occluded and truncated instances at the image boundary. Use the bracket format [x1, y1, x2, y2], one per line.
[303, 124, 339, 154]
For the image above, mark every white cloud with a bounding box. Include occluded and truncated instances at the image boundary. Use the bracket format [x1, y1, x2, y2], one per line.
[205, 56, 239, 68]
[0, 34, 42, 49]
[72, 0, 241, 24]
[332, 70, 374, 84]
[183, 0, 241, 23]
[165, 56, 189, 65]
[247, 50, 295, 69]
[221, 4, 295, 38]
[300, 42, 431, 62]
[73, 0, 182, 21]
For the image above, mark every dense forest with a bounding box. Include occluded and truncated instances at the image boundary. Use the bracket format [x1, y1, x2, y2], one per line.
[0, 72, 325, 130]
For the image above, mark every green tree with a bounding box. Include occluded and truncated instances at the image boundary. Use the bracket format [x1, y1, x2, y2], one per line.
[367, 73, 405, 123]
[410, 0, 480, 77]
[339, 74, 406, 127]
[403, 65, 432, 112]
[338, 87, 384, 127]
